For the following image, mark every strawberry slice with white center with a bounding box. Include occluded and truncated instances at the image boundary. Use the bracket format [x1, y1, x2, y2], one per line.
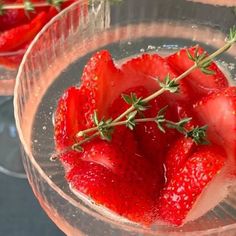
[193, 87, 236, 167]
[167, 46, 229, 101]
[82, 51, 191, 118]
[55, 48, 233, 226]
[121, 53, 190, 102]
[78, 50, 192, 124]
[55, 65, 163, 225]
[157, 145, 226, 226]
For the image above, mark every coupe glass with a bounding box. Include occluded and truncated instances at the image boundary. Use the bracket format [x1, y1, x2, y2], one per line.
[14, 0, 236, 235]
[0, 1, 76, 178]
[0, 48, 26, 178]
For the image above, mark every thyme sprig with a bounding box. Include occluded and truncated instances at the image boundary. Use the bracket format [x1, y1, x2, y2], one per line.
[186, 47, 215, 75]
[72, 106, 207, 151]
[122, 93, 149, 115]
[159, 74, 179, 93]
[0, 0, 67, 15]
[72, 26, 236, 151]
[0, 0, 122, 15]
[186, 125, 208, 145]
[92, 111, 113, 141]
[165, 118, 208, 145]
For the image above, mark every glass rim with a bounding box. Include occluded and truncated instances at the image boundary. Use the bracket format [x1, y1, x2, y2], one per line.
[0, 48, 26, 57]
[13, 0, 236, 234]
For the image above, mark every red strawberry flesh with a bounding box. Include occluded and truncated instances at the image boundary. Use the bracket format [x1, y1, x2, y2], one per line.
[121, 53, 191, 102]
[193, 87, 236, 165]
[165, 137, 195, 181]
[167, 46, 229, 100]
[0, 0, 83, 68]
[158, 146, 226, 226]
[54, 47, 234, 227]
[67, 159, 160, 225]
[0, 11, 49, 52]
[54, 86, 95, 150]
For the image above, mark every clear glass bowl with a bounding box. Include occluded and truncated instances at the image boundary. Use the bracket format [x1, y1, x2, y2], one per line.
[0, 45, 26, 177]
[14, 0, 236, 235]
[0, 49, 24, 95]
[0, 0, 77, 178]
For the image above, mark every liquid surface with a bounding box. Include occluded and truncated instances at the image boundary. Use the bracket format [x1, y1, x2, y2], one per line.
[30, 34, 236, 217]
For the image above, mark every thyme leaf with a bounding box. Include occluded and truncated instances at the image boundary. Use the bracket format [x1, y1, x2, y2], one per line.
[72, 26, 236, 151]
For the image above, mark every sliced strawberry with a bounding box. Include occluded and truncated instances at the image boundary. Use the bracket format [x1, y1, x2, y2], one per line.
[59, 122, 162, 224]
[55, 51, 124, 150]
[54, 86, 95, 150]
[167, 46, 229, 100]
[193, 87, 236, 167]
[107, 86, 167, 172]
[67, 151, 161, 225]
[59, 141, 124, 173]
[164, 137, 195, 181]
[0, 42, 28, 69]
[56, 84, 162, 224]
[121, 53, 190, 102]
[80, 50, 191, 121]
[67, 160, 156, 224]
[58, 124, 139, 174]
[59, 149, 81, 171]
[67, 161, 128, 215]
[0, 6, 28, 32]
[157, 145, 226, 226]
[0, 0, 49, 31]
[0, 51, 23, 69]
[0, 11, 48, 52]
[0, 0, 79, 32]
[163, 105, 199, 181]
[54, 48, 232, 227]
[121, 54, 163, 92]
[76, 140, 135, 176]
[0, 0, 80, 53]
[80, 50, 123, 119]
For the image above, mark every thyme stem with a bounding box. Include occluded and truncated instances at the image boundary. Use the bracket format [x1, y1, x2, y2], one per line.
[73, 27, 236, 149]
[112, 37, 236, 120]
[78, 117, 190, 138]
[1, 2, 51, 10]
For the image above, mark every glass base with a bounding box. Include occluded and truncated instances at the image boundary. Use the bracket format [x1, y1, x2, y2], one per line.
[0, 97, 26, 178]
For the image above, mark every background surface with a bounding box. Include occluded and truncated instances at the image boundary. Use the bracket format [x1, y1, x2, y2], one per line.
[0, 172, 64, 236]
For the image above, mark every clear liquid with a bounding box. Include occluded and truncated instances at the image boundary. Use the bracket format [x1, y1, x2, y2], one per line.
[29, 32, 236, 225]
[12, 0, 236, 233]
